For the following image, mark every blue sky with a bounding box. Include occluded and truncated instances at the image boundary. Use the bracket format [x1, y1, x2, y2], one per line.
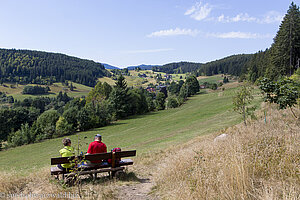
[0, 0, 298, 68]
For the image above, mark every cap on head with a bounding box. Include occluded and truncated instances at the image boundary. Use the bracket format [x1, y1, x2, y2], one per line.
[95, 134, 102, 140]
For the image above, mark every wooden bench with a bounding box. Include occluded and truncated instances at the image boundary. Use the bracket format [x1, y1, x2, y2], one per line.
[50, 150, 136, 181]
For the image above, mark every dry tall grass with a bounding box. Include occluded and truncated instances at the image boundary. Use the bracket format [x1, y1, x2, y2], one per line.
[0, 168, 120, 199]
[154, 105, 300, 200]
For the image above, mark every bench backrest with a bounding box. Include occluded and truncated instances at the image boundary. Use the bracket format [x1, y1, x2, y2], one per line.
[51, 150, 136, 165]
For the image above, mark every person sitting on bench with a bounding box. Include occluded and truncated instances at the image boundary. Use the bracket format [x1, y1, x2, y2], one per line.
[57, 138, 75, 172]
[84, 134, 107, 167]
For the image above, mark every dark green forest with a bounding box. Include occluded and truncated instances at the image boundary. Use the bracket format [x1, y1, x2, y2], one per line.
[153, 61, 203, 74]
[198, 54, 253, 76]
[153, 54, 253, 77]
[0, 49, 110, 87]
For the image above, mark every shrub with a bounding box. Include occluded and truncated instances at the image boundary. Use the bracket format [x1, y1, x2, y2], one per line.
[55, 116, 75, 137]
[63, 107, 79, 130]
[33, 110, 59, 140]
[155, 92, 166, 110]
[167, 97, 179, 108]
[22, 85, 49, 95]
[7, 123, 32, 147]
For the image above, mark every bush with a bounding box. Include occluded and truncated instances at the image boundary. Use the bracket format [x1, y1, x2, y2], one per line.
[258, 77, 299, 110]
[146, 97, 155, 111]
[8, 123, 31, 147]
[63, 107, 79, 130]
[8, 130, 23, 147]
[155, 92, 166, 110]
[22, 86, 49, 95]
[77, 107, 92, 131]
[33, 110, 59, 140]
[167, 97, 179, 108]
[55, 116, 75, 137]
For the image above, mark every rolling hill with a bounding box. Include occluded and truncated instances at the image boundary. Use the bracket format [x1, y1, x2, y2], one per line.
[152, 54, 253, 76]
[127, 64, 161, 70]
[102, 63, 120, 69]
[0, 48, 110, 87]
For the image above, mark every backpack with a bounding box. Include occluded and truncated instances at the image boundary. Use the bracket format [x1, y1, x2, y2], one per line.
[108, 147, 121, 164]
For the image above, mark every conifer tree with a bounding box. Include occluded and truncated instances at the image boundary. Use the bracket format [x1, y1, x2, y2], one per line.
[269, 2, 300, 79]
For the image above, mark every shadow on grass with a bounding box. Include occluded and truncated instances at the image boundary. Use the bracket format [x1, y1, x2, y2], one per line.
[79, 171, 147, 185]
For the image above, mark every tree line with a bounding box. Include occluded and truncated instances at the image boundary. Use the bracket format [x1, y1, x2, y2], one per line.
[0, 49, 110, 87]
[152, 54, 254, 76]
[22, 85, 50, 95]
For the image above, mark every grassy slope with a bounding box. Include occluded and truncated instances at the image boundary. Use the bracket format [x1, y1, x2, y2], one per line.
[99, 70, 187, 88]
[0, 85, 260, 173]
[198, 74, 223, 84]
[0, 82, 92, 101]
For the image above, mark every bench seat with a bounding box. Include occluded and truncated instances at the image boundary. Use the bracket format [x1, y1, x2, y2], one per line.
[51, 158, 134, 175]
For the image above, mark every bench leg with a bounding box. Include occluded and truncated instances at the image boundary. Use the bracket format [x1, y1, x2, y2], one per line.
[89, 174, 94, 180]
[111, 171, 116, 178]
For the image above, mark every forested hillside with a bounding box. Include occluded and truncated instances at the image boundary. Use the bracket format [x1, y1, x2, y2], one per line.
[0, 49, 110, 87]
[199, 54, 253, 76]
[152, 54, 252, 76]
[153, 61, 202, 74]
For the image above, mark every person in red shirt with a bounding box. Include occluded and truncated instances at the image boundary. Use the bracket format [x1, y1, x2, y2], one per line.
[86, 134, 107, 166]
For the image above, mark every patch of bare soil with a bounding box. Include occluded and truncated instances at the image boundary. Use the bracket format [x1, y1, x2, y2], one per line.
[116, 176, 158, 200]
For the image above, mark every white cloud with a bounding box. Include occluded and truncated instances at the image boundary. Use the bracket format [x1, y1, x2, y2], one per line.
[123, 48, 174, 54]
[217, 13, 257, 23]
[207, 31, 271, 39]
[259, 11, 283, 24]
[217, 11, 283, 24]
[232, 13, 257, 22]
[217, 14, 225, 22]
[147, 28, 199, 37]
[185, 2, 212, 21]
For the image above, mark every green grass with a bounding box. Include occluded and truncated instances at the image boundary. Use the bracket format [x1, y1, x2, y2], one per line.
[198, 75, 223, 84]
[0, 86, 261, 173]
[0, 82, 92, 101]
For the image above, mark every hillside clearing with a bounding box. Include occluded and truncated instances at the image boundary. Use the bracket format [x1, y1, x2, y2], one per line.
[0, 82, 92, 101]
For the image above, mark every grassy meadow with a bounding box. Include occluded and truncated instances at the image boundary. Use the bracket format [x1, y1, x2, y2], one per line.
[197, 74, 224, 84]
[99, 70, 187, 88]
[0, 84, 260, 173]
[0, 82, 93, 101]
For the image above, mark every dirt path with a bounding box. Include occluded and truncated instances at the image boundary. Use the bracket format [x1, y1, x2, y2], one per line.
[116, 175, 159, 200]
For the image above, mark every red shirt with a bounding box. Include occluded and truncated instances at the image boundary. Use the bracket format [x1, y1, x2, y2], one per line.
[87, 141, 107, 163]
